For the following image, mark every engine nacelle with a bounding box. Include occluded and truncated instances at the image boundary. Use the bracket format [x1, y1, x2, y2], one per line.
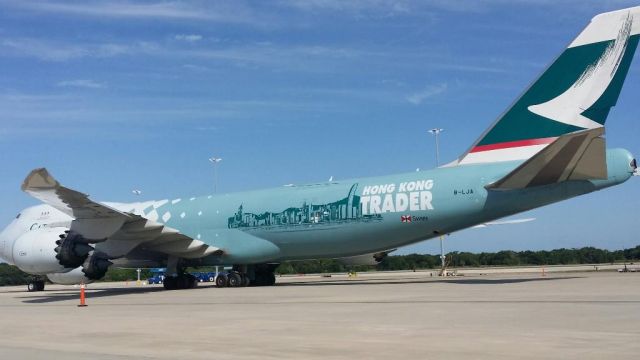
[82, 253, 113, 280]
[12, 227, 74, 274]
[47, 267, 93, 285]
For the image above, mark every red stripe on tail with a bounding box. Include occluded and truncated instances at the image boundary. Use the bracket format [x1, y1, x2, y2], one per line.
[470, 137, 557, 153]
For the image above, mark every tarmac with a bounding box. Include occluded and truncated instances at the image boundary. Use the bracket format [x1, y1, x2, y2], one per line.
[0, 270, 638, 360]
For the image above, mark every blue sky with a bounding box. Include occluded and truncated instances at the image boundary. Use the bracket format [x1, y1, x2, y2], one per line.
[0, 0, 639, 255]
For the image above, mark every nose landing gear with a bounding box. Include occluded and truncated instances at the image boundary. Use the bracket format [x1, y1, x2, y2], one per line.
[27, 277, 45, 292]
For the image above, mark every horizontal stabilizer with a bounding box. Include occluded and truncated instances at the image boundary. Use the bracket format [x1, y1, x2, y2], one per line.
[486, 128, 606, 190]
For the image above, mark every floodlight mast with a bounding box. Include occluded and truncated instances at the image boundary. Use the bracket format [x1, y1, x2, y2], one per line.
[428, 128, 447, 275]
[208, 157, 222, 194]
[428, 128, 443, 167]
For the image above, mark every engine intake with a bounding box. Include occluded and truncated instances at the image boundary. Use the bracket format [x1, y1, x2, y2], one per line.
[55, 230, 94, 268]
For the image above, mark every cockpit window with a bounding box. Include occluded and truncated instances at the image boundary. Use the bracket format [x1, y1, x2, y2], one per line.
[15, 213, 21, 219]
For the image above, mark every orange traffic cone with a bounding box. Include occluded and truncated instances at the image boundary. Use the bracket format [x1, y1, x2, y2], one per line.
[78, 283, 88, 307]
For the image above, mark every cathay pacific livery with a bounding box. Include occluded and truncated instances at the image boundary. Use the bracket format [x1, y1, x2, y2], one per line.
[1, 7, 639, 291]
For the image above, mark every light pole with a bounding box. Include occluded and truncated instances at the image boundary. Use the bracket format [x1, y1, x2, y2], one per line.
[208, 157, 222, 194]
[428, 128, 443, 167]
[428, 128, 446, 274]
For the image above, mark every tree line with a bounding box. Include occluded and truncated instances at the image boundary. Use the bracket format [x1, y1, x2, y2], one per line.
[277, 245, 640, 274]
[1, 245, 638, 285]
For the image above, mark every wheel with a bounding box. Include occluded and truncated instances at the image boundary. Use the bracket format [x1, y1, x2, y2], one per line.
[27, 282, 36, 292]
[188, 275, 198, 289]
[252, 273, 265, 286]
[228, 272, 242, 287]
[209, 276, 215, 282]
[36, 281, 45, 291]
[266, 273, 276, 286]
[242, 274, 250, 287]
[215, 274, 228, 288]
[163, 276, 177, 290]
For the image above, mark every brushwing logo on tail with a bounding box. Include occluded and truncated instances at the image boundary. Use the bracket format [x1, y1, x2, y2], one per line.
[528, 13, 633, 129]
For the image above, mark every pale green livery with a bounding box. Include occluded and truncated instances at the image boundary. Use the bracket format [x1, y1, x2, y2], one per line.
[1, 7, 639, 291]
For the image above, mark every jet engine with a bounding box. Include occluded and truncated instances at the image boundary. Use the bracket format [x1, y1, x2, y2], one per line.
[12, 227, 77, 274]
[54, 230, 94, 268]
[47, 266, 93, 285]
[81, 253, 113, 280]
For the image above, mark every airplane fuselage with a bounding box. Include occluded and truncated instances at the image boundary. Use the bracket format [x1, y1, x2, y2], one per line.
[2, 148, 634, 269]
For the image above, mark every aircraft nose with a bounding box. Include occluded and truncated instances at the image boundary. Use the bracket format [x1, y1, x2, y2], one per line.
[0, 225, 9, 263]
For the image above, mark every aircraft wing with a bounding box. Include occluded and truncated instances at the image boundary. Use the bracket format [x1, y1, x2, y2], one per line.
[336, 249, 396, 266]
[22, 168, 128, 221]
[472, 218, 536, 228]
[21, 168, 222, 259]
[486, 128, 606, 190]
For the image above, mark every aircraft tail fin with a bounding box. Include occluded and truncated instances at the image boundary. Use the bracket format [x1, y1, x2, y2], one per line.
[454, 6, 640, 166]
[486, 128, 606, 190]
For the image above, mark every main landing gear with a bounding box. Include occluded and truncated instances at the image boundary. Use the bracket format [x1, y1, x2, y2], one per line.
[27, 277, 45, 292]
[163, 257, 198, 290]
[215, 264, 278, 288]
[161, 257, 279, 290]
[163, 273, 197, 290]
[215, 271, 251, 288]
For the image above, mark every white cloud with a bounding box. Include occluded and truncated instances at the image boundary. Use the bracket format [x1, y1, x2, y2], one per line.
[174, 34, 203, 42]
[406, 83, 447, 105]
[3, 1, 271, 26]
[182, 64, 211, 72]
[279, 0, 411, 15]
[0, 38, 148, 61]
[280, 0, 640, 15]
[57, 79, 105, 89]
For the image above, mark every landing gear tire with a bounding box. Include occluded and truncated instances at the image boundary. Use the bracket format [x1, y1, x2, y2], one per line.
[266, 273, 276, 286]
[215, 275, 228, 288]
[251, 269, 277, 286]
[163, 276, 177, 290]
[228, 272, 242, 287]
[242, 274, 251, 287]
[27, 280, 45, 292]
[164, 274, 197, 290]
